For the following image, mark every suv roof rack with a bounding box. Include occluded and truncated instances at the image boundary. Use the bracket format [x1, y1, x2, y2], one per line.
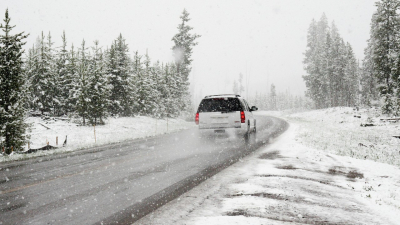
[204, 94, 241, 98]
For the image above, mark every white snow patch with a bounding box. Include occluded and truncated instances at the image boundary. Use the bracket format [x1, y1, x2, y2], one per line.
[0, 116, 194, 162]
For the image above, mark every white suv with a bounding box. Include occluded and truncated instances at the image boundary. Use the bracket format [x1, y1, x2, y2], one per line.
[195, 94, 257, 138]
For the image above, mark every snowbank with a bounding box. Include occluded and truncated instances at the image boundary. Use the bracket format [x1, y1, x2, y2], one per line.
[0, 116, 194, 163]
[287, 107, 400, 167]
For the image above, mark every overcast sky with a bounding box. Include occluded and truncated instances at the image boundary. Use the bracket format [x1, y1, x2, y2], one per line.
[1, 0, 377, 104]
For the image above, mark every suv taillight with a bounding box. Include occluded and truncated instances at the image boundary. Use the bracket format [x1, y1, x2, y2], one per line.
[240, 111, 245, 123]
[195, 112, 199, 125]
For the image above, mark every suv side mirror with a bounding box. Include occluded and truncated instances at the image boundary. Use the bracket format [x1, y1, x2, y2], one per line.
[250, 106, 258, 111]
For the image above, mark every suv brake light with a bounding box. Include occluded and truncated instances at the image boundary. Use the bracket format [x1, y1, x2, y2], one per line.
[195, 112, 199, 125]
[240, 111, 245, 123]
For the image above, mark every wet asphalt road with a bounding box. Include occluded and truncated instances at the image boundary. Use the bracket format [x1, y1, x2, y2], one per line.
[0, 115, 288, 224]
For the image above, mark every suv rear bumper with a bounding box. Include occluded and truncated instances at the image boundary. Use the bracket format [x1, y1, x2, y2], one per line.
[198, 124, 248, 136]
[198, 121, 242, 129]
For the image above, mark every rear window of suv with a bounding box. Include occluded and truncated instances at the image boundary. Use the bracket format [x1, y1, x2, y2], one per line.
[197, 98, 243, 112]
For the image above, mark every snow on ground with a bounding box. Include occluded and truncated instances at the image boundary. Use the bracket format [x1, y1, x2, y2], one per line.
[0, 116, 194, 163]
[287, 107, 400, 167]
[137, 109, 400, 224]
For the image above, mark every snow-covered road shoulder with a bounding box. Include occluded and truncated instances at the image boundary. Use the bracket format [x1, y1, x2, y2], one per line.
[0, 116, 194, 163]
[137, 120, 400, 224]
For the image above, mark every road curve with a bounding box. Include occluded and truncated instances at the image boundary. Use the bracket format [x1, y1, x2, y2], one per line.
[0, 115, 288, 224]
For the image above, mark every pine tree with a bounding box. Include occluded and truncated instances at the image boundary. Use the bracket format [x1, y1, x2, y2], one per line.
[157, 62, 181, 118]
[107, 34, 134, 116]
[324, 28, 334, 107]
[56, 31, 69, 116]
[303, 18, 323, 108]
[0, 9, 29, 153]
[172, 9, 200, 81]
[331, 31, 346, 106]
[172, 9, 200, 115]
[157, 63, 170, 118]
[369, 0, 400, 114]
[87, 40, 109, 125]
[74, 40, 90, 125]
[140, 53, 154, 115]
[151, 61, 164, 118]
[46, 32, 61, 116]
[24, 45, 35, 110]
[30, 32, 53, 114]
[316, 14, 330, 108]
[143, 53, 160, 116]
[132, 51, 144, 115]
[327, 22, 339, 107]
[270, 84, 277, 110]
[169, 62, 185, 117]
[65, 43, 78, 114]
[361, 39, 379, 106]
[343, 43, 359, 106]
[159, 63, 176, 118]
[304, 14, 360, 109]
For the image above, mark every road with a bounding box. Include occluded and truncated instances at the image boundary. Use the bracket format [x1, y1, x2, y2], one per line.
[0, 115, 288, 224]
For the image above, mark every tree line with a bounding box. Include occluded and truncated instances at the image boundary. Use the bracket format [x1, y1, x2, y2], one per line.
[304, 0, 400, 115]
[0, 9, 199, 153]
[25, 32, 190, 123]
[303, 13, 359, 109]
[231, 73, 309, 111]
[250, 84, 311, 111]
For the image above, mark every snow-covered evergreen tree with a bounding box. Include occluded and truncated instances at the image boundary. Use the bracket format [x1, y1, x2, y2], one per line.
[56, 31, 70, 115]
[0, 9, 29, 153]
[132, 51, 144, 115]
[106, 34, 134, 116]
[361, 39, 379, 106]
[155, 63, 169, 118]
[150, 61, 164, 118]
[24, 45, 35, 110]
[87, 40, 109, 125]
[172, 9, 200, 115]
[368, 0, 400, 114]
[46, 32, 61, 116]
[73, 40, 90, 125]
[143, 53, 160, 116]
[330, 28, 346, 106]
[303, 14, 360, 109]
[328, 22, 339, 107]
[154, 62, 181, 118]
[65, 43, 78, 114]
[31, 32, 53, 113]
[343, 43, 360, 106]
[158, 63, 174, 118]
[303, 18, 323, 108]
[172, 9, 200, 81]
[270, 84, 277, 110]
[316, 14, 330, 108]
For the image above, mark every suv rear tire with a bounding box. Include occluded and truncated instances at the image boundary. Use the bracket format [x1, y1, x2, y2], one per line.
[244, 122, 251, 140]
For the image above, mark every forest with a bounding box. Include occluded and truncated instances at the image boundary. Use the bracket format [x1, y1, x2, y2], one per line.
[303, 0, 400, 115]
[0, 9, 199, 152]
